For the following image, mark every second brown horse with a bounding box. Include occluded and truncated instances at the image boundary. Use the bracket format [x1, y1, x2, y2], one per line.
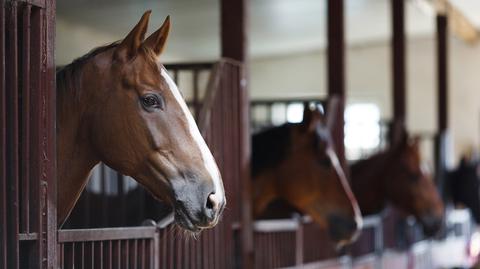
[252, 102, 362, 245]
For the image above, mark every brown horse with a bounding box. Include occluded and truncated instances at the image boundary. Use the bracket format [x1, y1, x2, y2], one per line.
[252, 103, 362, 245]
[56, 11, 225, 232]
[350, 126, 444, 236]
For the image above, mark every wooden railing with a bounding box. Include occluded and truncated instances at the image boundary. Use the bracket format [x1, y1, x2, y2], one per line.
[58, 226, 159, 269]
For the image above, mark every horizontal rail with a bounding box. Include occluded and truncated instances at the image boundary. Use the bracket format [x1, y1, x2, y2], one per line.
[18, 233, 39, 241]
[164, 62, 214, 70]
[251, 97, 326, 106]
[58, 226, 157, 243]
[362, 215, 382, 229]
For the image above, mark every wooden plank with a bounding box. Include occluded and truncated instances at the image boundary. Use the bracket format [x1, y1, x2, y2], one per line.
[392, 0, 407, 123]
[5, 2, 20, 268]
[0, 0, 7, 267]
[221, 0, 252, 268]
[327, 0, 346, 166]
[437, 14, 448, 132]
[41, 0, 57, 268]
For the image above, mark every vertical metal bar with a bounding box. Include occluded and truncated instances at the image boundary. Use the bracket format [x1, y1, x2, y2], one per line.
[71, 242, 75, 269]
[327, 0, 347, 165]
[117, 241, 121, 269]
[5, 2, 19, 267]
[153, 231, 159, 269]
[91, 242, 95, 269]
[108, 240, 112, 269]
[133, 239, 137, 269]
[296, 219, 304, 265]
[20, 3, 31, 233]
[141, 239, 145, 269]
[391, 0, 406, 123]
[173, 69, 179, 84]
[437, 14, 448, 132]
[100, 241, 103, 269]
[81, 242, 85, 269]
[41, 0, 57, 265]
[0, 0, 7, 267]
[193, 70, 200, 119]
[435, 14, 449, 194]
[125, 239, 129, 268]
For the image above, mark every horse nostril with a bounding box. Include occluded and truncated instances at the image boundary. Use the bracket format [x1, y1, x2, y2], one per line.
[206, 192, 216, 210]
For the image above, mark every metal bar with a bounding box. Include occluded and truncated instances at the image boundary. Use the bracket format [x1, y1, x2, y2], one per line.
[42, 0, 57, 266]
[108, 240, 112, 269]
[437, 14, 448, 132]
[193, 70, 200, 119]
[58, 227, 157, 242]
[164, 62, 214, 71]
[391, 0, 406, 123]
[295, 219, 304, 265]
[327, 0, 346, 165]
[20, 3, 31, 233]
[17, 0, 45, 9]
[0, 0, 7, 267]
[5, 2, 20, 267]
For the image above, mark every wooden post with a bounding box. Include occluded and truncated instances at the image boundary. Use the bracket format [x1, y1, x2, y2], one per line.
[435, 13, 449, 193]
[220, 0, 253, 268]
[327, 0, 346, 165]
[391, 0, 406, 125]
[437, 15, 448, 132]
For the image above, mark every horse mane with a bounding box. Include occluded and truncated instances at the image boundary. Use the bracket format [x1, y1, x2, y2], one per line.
[350, 142, 406, 183]
[251, 124, 294, 177]
[56, 41, 121, 98]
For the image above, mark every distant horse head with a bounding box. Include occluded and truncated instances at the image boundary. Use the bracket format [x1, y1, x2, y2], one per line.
[386, 135, 444, 236]
[56, 12, 225, 231]
[448, 155, 480, 224]
[352, 124, 444, 237]
[252, 102, 362, 245]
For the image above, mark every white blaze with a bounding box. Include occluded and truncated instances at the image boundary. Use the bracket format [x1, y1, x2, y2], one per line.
[161, 68, 225, 200]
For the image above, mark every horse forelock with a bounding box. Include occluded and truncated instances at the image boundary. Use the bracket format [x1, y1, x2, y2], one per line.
[251, 124, 293, 177]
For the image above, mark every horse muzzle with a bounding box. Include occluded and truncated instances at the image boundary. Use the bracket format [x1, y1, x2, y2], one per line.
[327, 213, 361, 245]
[419, 213, 443, 237]
[171, 177, 226, 232]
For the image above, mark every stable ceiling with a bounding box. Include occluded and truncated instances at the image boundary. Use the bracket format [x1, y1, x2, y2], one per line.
[56, 0, 479, 64]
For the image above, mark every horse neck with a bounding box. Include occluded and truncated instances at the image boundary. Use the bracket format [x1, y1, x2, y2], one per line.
[351, 151, 393, 215]
[251, 171, 279, 218]
[56, 66, 100, 227]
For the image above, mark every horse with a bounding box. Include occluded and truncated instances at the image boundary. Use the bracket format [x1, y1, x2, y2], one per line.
[350, 126, 444, 237]
[251, 101, 362, 245]
[447, 155, 480, 224]
[56, 11, 225, 232]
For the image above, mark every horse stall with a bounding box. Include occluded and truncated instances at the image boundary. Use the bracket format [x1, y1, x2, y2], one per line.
[249, 99, 477, 269]
[57, 60, 248, 269]
[3, 0, 480, 268]
[1, 0, 252, 268]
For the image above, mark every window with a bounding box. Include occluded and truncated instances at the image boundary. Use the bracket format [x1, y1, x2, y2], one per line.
[344, 103, 381, 160]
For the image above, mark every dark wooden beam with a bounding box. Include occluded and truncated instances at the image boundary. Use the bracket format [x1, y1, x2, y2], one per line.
[220, 1, 253, 268]
[221, 0, 247, 62]
[391, 0, 406, 124]
[435, 13, 449, 195]
[327, 0, 346, 164]
[437, 14, 448, 131]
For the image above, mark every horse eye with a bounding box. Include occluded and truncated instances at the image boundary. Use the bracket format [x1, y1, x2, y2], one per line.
[140, 94, 164, 111]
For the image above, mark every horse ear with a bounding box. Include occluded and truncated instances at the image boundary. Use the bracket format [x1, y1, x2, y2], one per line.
[302, 102, 324, 132]
[144, 16, 171, 56]
[115, 11, 151, 61]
